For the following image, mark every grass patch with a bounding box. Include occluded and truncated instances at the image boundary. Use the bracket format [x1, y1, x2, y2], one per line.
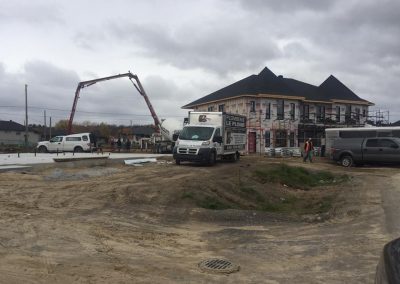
[181, 191, 194, 199]
[240, 186, 265, 202]
[259, 195, 299, 213]
[255, 164, 348, 190]
[197, 196, 230, 210]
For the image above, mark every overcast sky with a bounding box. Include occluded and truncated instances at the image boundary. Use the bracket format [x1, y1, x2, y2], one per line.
[1, 0, 399, 128]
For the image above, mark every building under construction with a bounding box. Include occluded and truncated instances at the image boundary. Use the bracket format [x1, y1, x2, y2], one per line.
[183, 67, 374, 153]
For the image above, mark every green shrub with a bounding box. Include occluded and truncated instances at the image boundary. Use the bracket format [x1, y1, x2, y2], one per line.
[255, 164, 347, 190]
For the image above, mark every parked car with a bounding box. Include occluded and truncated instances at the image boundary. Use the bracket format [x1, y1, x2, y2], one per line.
[331, 137, 400, 167]
[375, 237, 400, 284]
[37, 133, 96, 153]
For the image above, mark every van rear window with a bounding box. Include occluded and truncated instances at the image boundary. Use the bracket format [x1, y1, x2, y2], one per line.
[66, 137, 82, 141]
[339, 130, 377, 138]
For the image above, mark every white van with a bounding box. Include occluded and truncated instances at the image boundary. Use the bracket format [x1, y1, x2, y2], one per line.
[37, 133, 96, 153]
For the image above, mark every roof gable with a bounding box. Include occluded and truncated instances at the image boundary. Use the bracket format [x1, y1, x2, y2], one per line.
[318, 75, 366, 102]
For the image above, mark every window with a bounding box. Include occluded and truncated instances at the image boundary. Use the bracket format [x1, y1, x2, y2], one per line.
[289, 132, 295, 147]
[355, 108, 360, 122]
[82, 135, 88, 141]
[277, 100, 284, 120]
[265, 131, 270, 147]
[301, 104, 309, 120]
[275, 130, 287, 147]
[379, 139, 398, 148]
[366, 139, 378, 147]
[336, 106, 341, 122]
[393, 130, 400, 138]
[265, 102, 271, 119]
[339, 130, 377, 138]
[345, 105, 352, 121]
[250, 101, 256, 112]
[214, 128, 221, 137]
[362, 109, 367, 118]
[316, 105, 326, 122]
[50, 136, 63, 143]
[66, 137, 82, 141]
[290, 103, 295, 120]
[218, 104, 225, 112]
[208, 106, 214, 111]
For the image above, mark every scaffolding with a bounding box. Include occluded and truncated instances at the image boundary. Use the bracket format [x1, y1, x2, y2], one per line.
[367, 109, 390, 126]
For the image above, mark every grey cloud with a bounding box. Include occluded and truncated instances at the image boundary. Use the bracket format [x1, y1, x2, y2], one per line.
[24, 61, 80, 88]
[0, 1, 63, 25]
[237, 0, 335, 12]
[104, 21, 280, 76]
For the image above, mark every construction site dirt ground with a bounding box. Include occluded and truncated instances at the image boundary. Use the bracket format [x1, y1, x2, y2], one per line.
[0, 156, 399, 283]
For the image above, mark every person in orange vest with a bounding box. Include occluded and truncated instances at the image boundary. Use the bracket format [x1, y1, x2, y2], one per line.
[303, 138, 314, 163]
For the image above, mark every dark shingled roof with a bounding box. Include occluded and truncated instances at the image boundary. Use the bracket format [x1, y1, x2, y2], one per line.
[281, 78, 324, 101]
[318, 75, 367, 102]
[0, 120, 25, 131]
[183, 67, 298, 108]
[183, 67, 371, 108]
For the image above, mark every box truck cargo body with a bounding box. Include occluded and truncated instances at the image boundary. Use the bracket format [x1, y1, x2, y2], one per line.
[173, 112, 246, 165]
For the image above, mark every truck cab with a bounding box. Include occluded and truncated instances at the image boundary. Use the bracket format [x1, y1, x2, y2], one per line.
[174, 125, 222, 165]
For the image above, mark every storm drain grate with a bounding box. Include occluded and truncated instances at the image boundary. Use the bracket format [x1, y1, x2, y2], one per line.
[198, 258, 240, 274]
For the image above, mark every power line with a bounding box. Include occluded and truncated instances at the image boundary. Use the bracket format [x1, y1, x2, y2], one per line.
[0, 105, 186, 117]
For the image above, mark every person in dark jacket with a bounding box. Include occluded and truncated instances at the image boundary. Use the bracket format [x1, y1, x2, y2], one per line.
[117, 138, 122, 152]
[126, 139, 131, 152]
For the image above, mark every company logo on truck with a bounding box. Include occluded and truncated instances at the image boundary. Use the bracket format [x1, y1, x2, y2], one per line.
[198, 115, 210, 122]
[225, 114, 246, 128]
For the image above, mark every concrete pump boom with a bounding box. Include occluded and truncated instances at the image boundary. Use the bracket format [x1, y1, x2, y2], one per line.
[67, 72, 170, 141]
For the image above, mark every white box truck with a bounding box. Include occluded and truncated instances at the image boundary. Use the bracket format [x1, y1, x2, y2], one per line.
[173, 112, 246, 165]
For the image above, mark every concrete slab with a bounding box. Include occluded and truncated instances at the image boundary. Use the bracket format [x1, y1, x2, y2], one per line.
[0, 152, 171, 166]
[0, 165, 32, 171]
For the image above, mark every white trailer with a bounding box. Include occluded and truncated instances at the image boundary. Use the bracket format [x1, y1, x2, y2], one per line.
[173, 112, 246, 165]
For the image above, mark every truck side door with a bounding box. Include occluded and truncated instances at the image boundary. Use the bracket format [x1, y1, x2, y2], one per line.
[48, 136, 63, 152]
[213, 128, 223, 156]
[363, 138, 380, 162]
[378, 138, 400, 163]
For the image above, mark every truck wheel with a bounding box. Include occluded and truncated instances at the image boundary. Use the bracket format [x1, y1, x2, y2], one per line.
[38, 146, 47, 153]
[74, 146, 83, 153]
[340, 155, 353, 167]
[175, 159, 181, 165]
[208, 151, 216, 166]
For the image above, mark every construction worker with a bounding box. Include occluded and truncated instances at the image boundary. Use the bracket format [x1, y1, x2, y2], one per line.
[303, 138, 314, 163]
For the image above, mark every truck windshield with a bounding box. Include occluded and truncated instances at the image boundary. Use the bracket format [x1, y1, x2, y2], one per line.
[179, 126, 214, 141]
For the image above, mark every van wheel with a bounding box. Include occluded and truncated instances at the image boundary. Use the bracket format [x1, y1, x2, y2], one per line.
[74, 146, 83, 153]
[340, 155, 353, 167]
[208, 151, 216, 166]
[38, 146, 47, 153]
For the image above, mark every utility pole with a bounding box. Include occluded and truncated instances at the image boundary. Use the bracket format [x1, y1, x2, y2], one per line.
[49, 116, 52, 138]
[25, 84, 28, 149]
[43, 110, 47, 139]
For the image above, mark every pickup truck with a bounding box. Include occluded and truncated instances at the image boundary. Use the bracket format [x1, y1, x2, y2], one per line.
[331, 137, 400, 167]
[37, 133, 96, 153]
